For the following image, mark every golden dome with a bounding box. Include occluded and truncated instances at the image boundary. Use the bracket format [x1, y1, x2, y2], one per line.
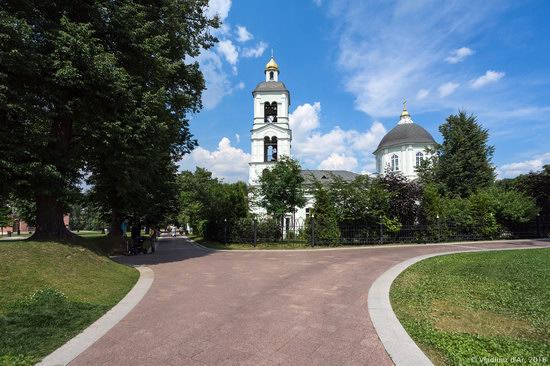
[265, 57, 279, 72]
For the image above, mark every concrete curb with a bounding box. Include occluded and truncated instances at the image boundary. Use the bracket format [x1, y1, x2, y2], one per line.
[184, 235, 541, 253]
[367, 245, 548, 366]
[37, 266, 154, 366]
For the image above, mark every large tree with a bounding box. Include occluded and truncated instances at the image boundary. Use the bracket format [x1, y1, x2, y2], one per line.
[256, 157, 306, 225]
[419, 111, 495, 198]
[1, 0, 218, 238]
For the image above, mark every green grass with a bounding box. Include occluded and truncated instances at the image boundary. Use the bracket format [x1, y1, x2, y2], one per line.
[188, 235, 312, 250]
[0, 237, 139, 365]
[390, 249, 550, 366]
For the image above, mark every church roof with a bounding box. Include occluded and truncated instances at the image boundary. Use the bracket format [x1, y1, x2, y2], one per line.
[374, 104, 436, 154]
[253, 81, 289, 93]
[300, 170, 359, 184]
[374, 123, 435, 154]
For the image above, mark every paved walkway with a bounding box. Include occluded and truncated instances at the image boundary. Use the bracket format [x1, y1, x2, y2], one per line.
[71, 237, 550, 366]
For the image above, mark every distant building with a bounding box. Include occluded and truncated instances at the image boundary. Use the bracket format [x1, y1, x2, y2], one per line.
[0, 215, 70, 236]
[373, 104, 436, 180]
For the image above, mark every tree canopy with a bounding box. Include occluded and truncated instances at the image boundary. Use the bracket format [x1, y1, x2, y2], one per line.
[1, 0, 219, 238]
[256, 157, 306, 221]
[419, 111, 495, 198]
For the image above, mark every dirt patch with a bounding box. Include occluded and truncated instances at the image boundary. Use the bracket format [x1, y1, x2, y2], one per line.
[431, 300, 532, 338]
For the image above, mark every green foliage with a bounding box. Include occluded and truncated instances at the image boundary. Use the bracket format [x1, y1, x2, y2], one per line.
[0, 0, 219, 237]
[391, 249, 550, 365]
[379, 172, 422, 225]
[421, 111, 495, 198]
[0, 239, 138, 363]
[176, 168, 248, 239]
[501, 165, 550, 216]
[0, 288, 102, 364]
[324, 174, 390, 223]
[257, 157, 306, 220]
[69, 193, 107, 231]
[470, 187, 538, 226]
[310, 184, 340, 245]
[0, 203, 13, 229]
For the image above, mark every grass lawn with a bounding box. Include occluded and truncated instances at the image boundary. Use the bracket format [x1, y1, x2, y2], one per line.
[391, 248, 550, 366]
[0, 236, 139, 365]
[187, 235, 312, 250]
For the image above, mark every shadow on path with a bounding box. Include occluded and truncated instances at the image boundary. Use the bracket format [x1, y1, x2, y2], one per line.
[114, 235, 211, 267]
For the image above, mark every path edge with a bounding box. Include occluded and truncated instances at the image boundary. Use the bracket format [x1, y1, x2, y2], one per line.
[185, 235, 540, 253]
[37, 265, 154, 366]
[367, 245, 548, 366]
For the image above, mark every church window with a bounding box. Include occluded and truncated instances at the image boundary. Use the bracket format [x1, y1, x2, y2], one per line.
[264, 102, 278, 122]
[391, 154, 399, 171]
[264, 136, 278, 162]
[269, 71, 274, 80]
[416, 152, 424, 167]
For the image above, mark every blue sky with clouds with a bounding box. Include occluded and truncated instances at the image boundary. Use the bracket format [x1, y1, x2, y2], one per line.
[179, 0, 550, 182]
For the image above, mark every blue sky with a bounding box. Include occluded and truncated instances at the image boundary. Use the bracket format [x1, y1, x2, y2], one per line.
[179, 0, 550, 182]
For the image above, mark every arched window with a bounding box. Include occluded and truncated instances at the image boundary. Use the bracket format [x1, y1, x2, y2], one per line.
[415, 152, 424, 167]
[391, 154, 399, 171]
[264, 102, 278, 122]
[269, 71, 274, 80]
[264, 136, 278, 162]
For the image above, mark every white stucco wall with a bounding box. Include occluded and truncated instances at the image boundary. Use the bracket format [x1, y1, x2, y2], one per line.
[249, 82, 291, 186]
[375, 143, 435, 180]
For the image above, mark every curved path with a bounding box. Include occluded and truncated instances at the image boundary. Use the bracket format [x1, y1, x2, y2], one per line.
[71, 237, 550, 366]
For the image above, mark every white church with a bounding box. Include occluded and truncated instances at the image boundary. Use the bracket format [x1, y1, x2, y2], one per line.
[248, 56, 436, 223]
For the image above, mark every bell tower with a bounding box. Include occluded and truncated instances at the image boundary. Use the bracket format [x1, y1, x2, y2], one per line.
[249, 55, 292, 185]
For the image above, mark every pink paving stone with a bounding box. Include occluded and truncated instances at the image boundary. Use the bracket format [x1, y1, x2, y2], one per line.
[68, 237, 550, 366]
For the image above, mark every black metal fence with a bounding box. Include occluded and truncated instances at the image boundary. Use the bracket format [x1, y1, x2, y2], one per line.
[214, 215, 550, 247]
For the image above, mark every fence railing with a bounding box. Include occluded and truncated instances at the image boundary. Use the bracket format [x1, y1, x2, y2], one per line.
[212, 215, 550, 247]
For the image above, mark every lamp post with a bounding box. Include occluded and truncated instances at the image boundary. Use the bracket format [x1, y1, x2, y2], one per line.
[223, 218, 227, 246]
[436, 214, 440, 242]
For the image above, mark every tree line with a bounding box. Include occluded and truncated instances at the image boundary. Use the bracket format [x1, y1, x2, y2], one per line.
[177, 111, 548, 242]
[1, 0, 219, 239]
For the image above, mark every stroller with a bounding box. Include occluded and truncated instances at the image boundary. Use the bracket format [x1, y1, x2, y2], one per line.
[127, 236, 148, 255]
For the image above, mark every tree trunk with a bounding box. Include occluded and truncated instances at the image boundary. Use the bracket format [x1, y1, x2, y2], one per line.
[109, 210, 123, 237]
[32, 194, 74, 239]
[31, 115, 75, 240]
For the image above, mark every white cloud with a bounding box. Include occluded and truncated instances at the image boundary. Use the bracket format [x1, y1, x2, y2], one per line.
[178, 137, 250, 182]
[497, 152, 550, 178]
[438, 82, 460, 97]
[242, 41, 268, 58]
[195, 50, 244, 109]
[319, 153, 358, 170]
[289, 102, 321, 137]
[445, 47, 474, 64]
[236, 25, 253, 42]
[416, 89, 429, 100]
[205, 0, 231, 21]
[289, 102, 386, 173]
[235, 133, 240, 143]
[332, 1, 502, 117]
[470, 70, 505, 89]
[218, 40, 238, 65]
[196, 50, 230, 109]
